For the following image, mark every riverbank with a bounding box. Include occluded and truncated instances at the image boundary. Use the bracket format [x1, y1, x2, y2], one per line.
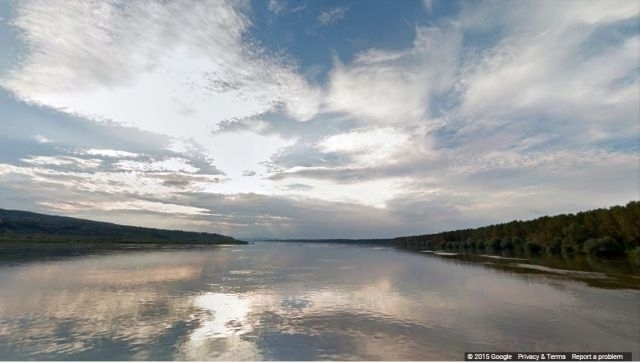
[393, 201, 640, 259]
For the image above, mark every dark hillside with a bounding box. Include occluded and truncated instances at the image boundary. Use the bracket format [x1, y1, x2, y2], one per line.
[0, 208, 245, 244]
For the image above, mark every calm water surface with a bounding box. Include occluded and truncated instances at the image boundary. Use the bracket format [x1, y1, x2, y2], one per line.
[0, 242, 638, 360]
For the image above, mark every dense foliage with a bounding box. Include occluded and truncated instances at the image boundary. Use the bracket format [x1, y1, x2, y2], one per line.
[0, 208, 245, 244]
[393, 201, 640, 257]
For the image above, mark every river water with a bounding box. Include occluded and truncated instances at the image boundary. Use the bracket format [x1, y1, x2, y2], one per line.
[0, 242, 638, 360]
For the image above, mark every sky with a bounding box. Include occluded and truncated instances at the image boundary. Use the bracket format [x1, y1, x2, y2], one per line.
[0, 0, 638, 239]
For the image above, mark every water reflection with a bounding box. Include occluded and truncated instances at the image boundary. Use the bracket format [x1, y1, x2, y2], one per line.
[413, 250, 640, 290]
[181, 293, 260, 360]
[0, 242, 638, 360]
[192, 293, 252, 338]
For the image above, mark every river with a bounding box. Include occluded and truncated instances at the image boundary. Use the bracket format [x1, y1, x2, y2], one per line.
[0, 242, 638, 360]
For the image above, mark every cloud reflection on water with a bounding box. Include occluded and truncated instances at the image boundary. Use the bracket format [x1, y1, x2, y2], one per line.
[0, 243, 638, 360]
[179, 292, 260, 360]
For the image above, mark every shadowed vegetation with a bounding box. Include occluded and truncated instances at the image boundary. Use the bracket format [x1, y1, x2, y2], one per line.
[393, 201, 640, 259]
[0, 208, 245, 244]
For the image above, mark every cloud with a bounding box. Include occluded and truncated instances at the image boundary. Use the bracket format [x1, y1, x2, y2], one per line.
[268, 0, 287, 14]
[21, 155, 102, 169]
[325, 25, 461, 124]
[178, 192, 403, 238]
[2, 0, 319, 140]
[41, 199, 208, 216]
[459, 1, 639, 137]
[317, 126, 430, 168]
[83, 149, 139, 158]
[113, 157, 200, 174]
[1, 144, 637, 238]
[0, 0, 320, 199]
[0, 1, 637, 239]
[0, 164, 397, 237]
[267, 0, 307, 15]
[204, 129, 297, 179]
[423, 0, 434, 13]
[317, 6, 350, 26]
[283, 183, 313, 192]
[32, 134, 52, 144]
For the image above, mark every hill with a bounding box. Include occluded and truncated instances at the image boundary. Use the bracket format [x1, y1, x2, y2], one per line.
[0, 208, 245, 244]
[393, 201, 640, 257]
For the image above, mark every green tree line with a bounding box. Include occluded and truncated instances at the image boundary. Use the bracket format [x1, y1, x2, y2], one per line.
[393, 201, 640, 257]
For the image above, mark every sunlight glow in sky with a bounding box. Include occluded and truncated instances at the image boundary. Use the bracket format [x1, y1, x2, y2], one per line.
[0, 0, 638, 238]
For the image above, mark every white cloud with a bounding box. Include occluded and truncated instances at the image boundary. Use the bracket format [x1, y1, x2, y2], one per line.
[423, 0, 433, 13]
[114, 158, 199, 174]
[2, 0, 319, 140]
[22, 155, 102, 169]
[185, 131, 298, 195]
[1, 0, 324, 199]
[326, 26, 460, 124]
[317, 6, 349, 26]
[318, 127, 428, 167]
[269, 126, 438, 207]
[320, 127, 407, 154]
[32, 134, 52, 144]
[279, 177, 409, 208]
[84, 149, 139, 158]
[447, 149, 639, 176]
[205, 131, 296, 178]
[525, 0, 639, 29]
[267, 0, 307, 15]
[459, 1, 640, 140]
[462, 35, 639, 125]
[0, 0, 638, 238]
[268, 0, 286, 14]
[327, 61, 426, 123]
[41, 199, 208, 216]
[283, 86, 324, 122]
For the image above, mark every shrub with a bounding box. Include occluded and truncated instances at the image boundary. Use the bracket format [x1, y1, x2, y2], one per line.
[628, 247, 640, 264]
[563, 223, 590, 246]
[500, 238, 515, 250]
[561, 238, 579, 255]
[583, 237, 625, 257]
[489, 237, 502, 250]
[511, 237, 525, 251]
[546, 237, 562, 254]
[524, 240, 543, 253]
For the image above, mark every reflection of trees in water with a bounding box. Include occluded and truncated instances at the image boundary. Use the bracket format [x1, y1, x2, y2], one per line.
[409, 250, 640, 290]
